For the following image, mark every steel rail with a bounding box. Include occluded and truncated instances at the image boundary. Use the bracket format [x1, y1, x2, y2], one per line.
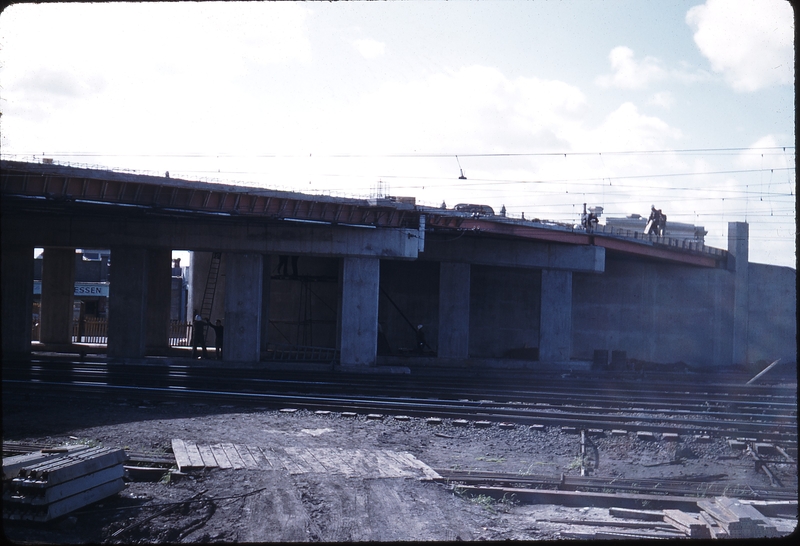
[3, 380, 796, 443]
[433, 470, 798, 501]
[14, 361, 797, 413]
[16, 364, 798, 423]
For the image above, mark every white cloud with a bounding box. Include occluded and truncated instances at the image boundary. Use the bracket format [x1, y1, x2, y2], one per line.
[686, 0, 794, 92]
[328, 66, 587, 155]
[595, 46, 668, 89]
[735, 135, 783, 168]
[586, 102, 683, 152]
[353, 39, 385, 59]
[648, 91, 675, 109]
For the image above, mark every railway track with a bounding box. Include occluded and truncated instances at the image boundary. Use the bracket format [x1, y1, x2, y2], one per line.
[3, 358, 796, 443]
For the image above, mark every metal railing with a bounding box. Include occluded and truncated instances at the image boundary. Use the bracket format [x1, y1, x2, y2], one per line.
[31, 319, 194, 347]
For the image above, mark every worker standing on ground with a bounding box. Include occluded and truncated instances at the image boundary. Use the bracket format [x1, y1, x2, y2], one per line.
[191, 309, 208, 359]
[206, 319, 224, 360]
[415, 324, 427, 355]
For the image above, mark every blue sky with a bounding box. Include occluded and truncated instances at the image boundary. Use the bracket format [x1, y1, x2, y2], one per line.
[0, 0, 795, 267]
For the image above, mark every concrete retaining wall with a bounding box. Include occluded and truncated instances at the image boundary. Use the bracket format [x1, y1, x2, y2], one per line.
[747, 263, 796, 365]
[572, 258, 735, 367]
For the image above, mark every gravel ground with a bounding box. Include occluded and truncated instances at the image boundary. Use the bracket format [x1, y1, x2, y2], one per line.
[3, 390, 796, 543]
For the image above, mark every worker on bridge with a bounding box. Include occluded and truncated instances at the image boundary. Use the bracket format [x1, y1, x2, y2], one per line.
[645, 205, 667, 236]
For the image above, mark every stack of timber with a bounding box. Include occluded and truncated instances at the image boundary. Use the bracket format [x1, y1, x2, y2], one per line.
[3, 445, 127, 522]
[564, 500, 791, 540]
[696, 497, 782, 538]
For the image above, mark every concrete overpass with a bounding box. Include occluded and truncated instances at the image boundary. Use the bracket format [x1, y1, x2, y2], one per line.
[4, 159, 791, 370]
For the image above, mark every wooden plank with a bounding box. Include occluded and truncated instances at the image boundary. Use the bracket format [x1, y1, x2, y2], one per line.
[371, 451, 416, 478]
[255, 447, 277, 469]
[608, 507, 664, 521]
[392, 451, 442, 480]
[663, 509, 711, 538]
[272, 447, 308, 475]
[285, 448, 327, 473]
[221, 444, 245, 470]
[243, 445, 268, 469]
[303, 448, 342, 474]
[542, 518, 676, 530]
[196, 445, 218, 468]
[183, 443, 205, 469]
[171, 440, 193, 472]
[233, 445, 259, 469]
[209, 444, 232, 469]
[699, 511, 728, 539]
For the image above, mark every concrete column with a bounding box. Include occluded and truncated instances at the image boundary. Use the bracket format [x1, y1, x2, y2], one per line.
[108, 247, 148, 359]
[728, 222, 749, 366]
[223, 253, 262, 363]
[339, 257, 380, 366]
[539, 269, 572, 362]
[189, 251, 212, 317]
[260, 254, 271, 355]
[438, 262, 470, 359]
[146, 248, 172, 354]
[40, 247, 76, 345]
[1, 245, 34, 359]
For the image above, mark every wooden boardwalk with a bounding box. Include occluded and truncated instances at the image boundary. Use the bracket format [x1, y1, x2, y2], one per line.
[171, 440, 441, 480]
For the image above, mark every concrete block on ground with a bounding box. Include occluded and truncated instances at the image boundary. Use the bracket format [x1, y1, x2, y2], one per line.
[498, 422, 515, 429]
[475, 421, 492, 428]
[694, 435, 712, 443]
[611, 429, 628, 436]
[636, 431, 656, 441]
[754, 443, 776, 456]
[425, 418, 442, 426]
[661, 433, 680, 442]
[366, 414, 383, 420]
[394, 415, 411, 421]
[728, 439, 747, 450]
[341, 412, 358, 418]
[453, 419, 469, 427]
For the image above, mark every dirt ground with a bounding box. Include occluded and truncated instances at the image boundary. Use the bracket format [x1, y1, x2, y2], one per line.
[2, 390, 797, 543]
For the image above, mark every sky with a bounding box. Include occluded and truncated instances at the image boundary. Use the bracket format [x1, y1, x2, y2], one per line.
[0, 0, 795, 268]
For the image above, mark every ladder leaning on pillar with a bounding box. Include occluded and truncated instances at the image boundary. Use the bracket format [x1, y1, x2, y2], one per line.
[200, 252, 222, 320]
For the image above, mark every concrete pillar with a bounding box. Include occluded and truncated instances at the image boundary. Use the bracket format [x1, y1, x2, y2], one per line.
[728, 222, 749, 366]
[40, 247, 76, 345]
[108, 247, 148, 359]
[2, 245, 34, 359]
[339, 257, 380, 366]
[438, 262, 470, 359]
[189, 251, 212, 317]
[146, 248, 172, 354]
[539, 269, 572, 362]
[260, 254, 271, 355]
[223, 253, 262, 363]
